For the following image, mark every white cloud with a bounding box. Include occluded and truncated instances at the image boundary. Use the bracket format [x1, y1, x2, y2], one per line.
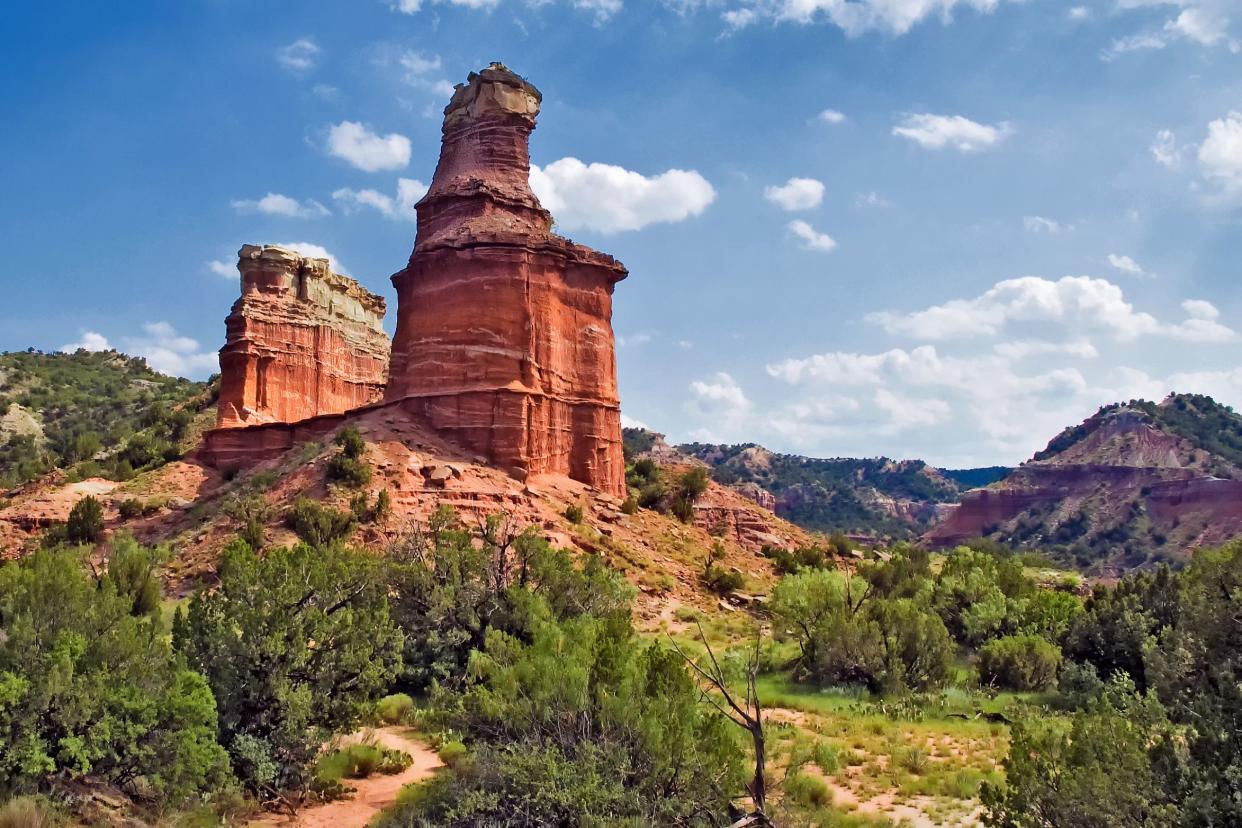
[818, 109, 846, 124]
[231, 192, 329, 219]
[60, 331, 111, 353]
[620, 413, 649, 430]
[1107, 253, 1149, 277]
[207, 259, 235, 278]
[277, 38, 319, 72]
[1151, 129, 1182, 169]
[892, 113, 1009, 152]
[529, 157, 715, 233]
[400, 51, 441, 74]
[388, 0, 422, 12]
[1067, 6, 1090, 20]
[333, 178, 427, 221]
[719, 0, 1007, 37]
[1198, 111, 1242, 193]
[687, 372, 750, 415]
[573, 0, 624, 22]
[1182, 298, 1220, 320]
[617, 332, 653, 348]
[275, 242, 349, 275]
[327, 121, 411, 172]
[855, 191, 891, 208]
[1023, 215, 1066, 234]
[993, 339, 1098, 359]
[399, 51, 456, 98]
[119, 322, 218, 379]
[1102, 32, 1168, 60]
[867, 275, 1232, 343]
[1167, 6, 1230, 46]
[787, 219, 837, 252]
[764, 177, 825, 211]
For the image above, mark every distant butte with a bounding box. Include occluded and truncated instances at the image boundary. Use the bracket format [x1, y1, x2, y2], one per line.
[204, 65, 629, 498]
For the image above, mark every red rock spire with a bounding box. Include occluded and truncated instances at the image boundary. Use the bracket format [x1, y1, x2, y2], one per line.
[386, 64, 629, 497]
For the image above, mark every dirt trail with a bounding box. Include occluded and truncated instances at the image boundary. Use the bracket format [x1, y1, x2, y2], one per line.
[251, 727, 442, 828]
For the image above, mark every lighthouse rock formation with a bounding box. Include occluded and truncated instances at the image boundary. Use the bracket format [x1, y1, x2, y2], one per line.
[385, 64, 628, 497]
[205, 65, 628, 498]
[216, 244, 390, 428]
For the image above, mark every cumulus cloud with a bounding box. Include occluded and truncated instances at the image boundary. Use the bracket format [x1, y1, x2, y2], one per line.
[277, 38, 319, 72]
[892, 113, 1009, 152]
[787, 219, 837, 252]
[1067, 6, 1090, 20]
[275, 242, 349, 275]
[717, 0, 1007, 36]
[818, 109, 847, 124]
[866, 275, 1233, 343]
[529, 157, 715, 233]
[992, 339, 1098, 360]
[1198, 111, 1242, 193]
[388, 0, 422, 12]
[399, 51, 456, 98]
[231, 192, 329, 219]
[60, 331, 112, 353]
[113, 322, 218, 378]
[620, 413, 649, 430]
[207, 260, 235, 278]
[764, 177, 825, 211]
[1107, 253, 1149, 277]
[327, 121, 411, 172]
[1104, 1, 1239, 61]
[333, 178, 427, 221]
[687, 372, 750, 416]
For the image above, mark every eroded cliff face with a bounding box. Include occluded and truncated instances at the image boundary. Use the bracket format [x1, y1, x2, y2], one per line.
[385, 64, 628, 497]
[924, 406, 1242, 564]
[217, 245, 390, 428]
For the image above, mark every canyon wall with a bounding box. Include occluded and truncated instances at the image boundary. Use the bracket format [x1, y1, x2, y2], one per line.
[385, 63, 628, 497]
[216, 244, 390, 428]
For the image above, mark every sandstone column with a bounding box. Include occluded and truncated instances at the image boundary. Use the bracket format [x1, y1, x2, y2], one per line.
[386, 64, 628, 497]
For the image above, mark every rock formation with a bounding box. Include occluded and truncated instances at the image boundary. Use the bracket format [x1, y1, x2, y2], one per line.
[924, 399, 1242, 563]
[385, 63, 629, 497]
[216, 244, 390, 428]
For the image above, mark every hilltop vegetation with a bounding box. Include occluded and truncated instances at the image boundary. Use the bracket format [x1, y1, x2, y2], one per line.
[0, 350, 212, 488]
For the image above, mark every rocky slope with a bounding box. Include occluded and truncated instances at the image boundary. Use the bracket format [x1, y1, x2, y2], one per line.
[638, 431, 1006, 540]
[0, 350, 209, 488]
[924, 394, 1242, 571]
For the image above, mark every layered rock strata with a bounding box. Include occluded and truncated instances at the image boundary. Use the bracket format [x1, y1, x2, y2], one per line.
[216, 245, 390, 428]
[385, 63, 628, 497]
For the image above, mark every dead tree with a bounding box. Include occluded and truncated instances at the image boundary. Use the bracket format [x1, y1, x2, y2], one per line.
[671, 622, 775, 828]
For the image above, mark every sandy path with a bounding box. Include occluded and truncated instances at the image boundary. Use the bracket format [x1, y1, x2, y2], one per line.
[251, 727, 442, 828]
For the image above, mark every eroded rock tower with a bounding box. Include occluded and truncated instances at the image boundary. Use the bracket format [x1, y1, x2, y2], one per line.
[385, 63, 628, 497]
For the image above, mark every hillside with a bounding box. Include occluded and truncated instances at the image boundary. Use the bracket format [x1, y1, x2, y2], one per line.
[925, 393, 1242, 571]
[0, 350, 212, 488]
[625, 429, 1007, 540]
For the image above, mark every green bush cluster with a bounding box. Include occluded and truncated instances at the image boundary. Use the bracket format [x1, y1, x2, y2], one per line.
[326, 426, 371, 488]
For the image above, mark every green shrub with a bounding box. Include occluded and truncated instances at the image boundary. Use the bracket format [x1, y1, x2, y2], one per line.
[703, 562, 744, 594]
[285, 498, 356, 548]
[373, 488, 392, 525]
[978, 634, 1062, 691]
[671, 495, 695, 523]
[117, 498, 144, 520]
[66, 495, 104, 544]
[335, 426, 366, 459]
[437, 740, 469, 770]
[785, 771, 832, 807]
[327, 454, 372, 488]
[564, 504, 584, 524]
[620, 496, 638, 515]
[376, 693, 416, 725]
[174, 541, 402, 794]
[0, 546, 231, 802]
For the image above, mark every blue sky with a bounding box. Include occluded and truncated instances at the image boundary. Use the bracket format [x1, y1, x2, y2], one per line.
[3, 0, 1241, 466]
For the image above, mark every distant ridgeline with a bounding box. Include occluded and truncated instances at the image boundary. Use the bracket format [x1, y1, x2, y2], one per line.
[926, 393, 1242, 572]
[0, 350, 212, 489]
[622, 428, 1009, 539]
